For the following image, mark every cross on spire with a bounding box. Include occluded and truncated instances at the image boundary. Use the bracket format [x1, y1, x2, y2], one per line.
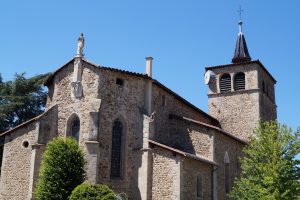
[237, 5, 243, 21]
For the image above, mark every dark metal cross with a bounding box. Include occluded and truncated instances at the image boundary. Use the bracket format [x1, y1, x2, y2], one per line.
[237, 5, 243, 20]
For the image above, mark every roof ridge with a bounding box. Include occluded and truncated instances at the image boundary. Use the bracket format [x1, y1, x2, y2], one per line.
[43, 57, 219, 125]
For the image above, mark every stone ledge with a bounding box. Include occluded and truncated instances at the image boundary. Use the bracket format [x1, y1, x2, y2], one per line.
[208, 88, 260, 97]
[30, 143, 45, 147]
[85, 140, 99, 144]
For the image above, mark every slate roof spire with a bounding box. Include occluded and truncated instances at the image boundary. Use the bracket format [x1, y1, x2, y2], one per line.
[232, 20, 252, 63]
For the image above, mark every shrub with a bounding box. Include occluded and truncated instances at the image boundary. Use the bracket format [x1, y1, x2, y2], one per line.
[34, 137, 86, 200]
[70, 183, 116, 200]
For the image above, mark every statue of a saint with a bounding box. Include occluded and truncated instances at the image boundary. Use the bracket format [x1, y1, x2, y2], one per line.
[76, 33, 84, 56]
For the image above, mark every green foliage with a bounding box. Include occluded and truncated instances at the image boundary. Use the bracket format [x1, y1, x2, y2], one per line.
[69, 183, 116, 200]
[229, 121, 300, 200]
[34, 137, 86, 200]
[0, 72, 50, 133]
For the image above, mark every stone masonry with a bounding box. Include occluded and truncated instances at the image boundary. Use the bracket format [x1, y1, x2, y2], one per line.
[0, 33, 277, 200]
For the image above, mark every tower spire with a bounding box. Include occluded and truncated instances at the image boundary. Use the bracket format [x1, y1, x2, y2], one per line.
[232, 6, 251, 63]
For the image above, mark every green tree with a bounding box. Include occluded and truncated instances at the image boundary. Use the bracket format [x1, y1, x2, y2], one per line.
[229, 122, 300, 200]
[34, 137, 86, 200]
[70, 183, 116, 200]
[0, 72, 49, 133]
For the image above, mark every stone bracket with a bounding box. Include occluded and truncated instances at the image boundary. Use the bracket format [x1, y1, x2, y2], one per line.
[71, 81, 83, 98]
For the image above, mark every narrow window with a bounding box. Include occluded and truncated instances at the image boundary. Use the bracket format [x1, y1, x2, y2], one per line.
[262, 81, 265, 93]
[116, 78, 124, 86]
[71, 117, 80, 141]
[197, 174, 203, 198]
[110, 119, 123, 178]
[224, 152, 230, 193]
[162, 95, 166, 107]
[220, 74, 231, 92]
[234, 72, 245, 91]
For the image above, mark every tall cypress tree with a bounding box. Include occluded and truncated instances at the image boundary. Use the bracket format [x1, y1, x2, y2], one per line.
[230, 122, 300, 200]
[34, 137, 86, 200]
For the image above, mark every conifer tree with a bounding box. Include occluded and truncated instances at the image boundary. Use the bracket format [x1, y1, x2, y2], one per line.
[230, 122, 300, 200]
[34, 137, 86, 200]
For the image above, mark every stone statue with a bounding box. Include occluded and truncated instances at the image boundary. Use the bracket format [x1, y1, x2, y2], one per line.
[76, 33, 84, 56]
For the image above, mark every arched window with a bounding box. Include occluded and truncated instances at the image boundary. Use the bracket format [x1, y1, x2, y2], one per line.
[220, 74, 231, 92]
[196, 174, 203, 198]
[70, 116, 80, 141]
[234, 72, 245, 91]
[110, 119, 123, 178]
[224, 152, 230, 193]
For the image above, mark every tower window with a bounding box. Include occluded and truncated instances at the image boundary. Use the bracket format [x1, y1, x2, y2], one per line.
[110, 119, 124, 179]
[220, 74, 231, 92]
[234, 72, 245, 91]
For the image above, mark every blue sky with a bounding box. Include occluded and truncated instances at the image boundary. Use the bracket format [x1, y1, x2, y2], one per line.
[0, 1, 299, 131]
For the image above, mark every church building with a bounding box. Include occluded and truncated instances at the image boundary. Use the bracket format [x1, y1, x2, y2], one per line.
[0, 20, 276, 200]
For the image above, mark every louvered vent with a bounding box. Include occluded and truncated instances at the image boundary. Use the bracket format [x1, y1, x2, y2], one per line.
[220, 74, 231, 92]
[234, 73, 245, 91]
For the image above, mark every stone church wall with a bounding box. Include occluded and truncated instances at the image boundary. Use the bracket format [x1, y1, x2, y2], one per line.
[45, 61, 147, 198]
[96, 69, 146, 198]
[0, 123, 36, 200]
[167, 117, 214, 160]
[0, 105, 57, 200]
[151, 146, 181, 200]
[208, 62, 277, 141]
[181, 158, 212, 200]
[257, 67, 277, 121]
[39, 59, 247, 199]
[152, 83, 217, 148]
[209, 92, 260, 141]
[213, 131, 244, 200]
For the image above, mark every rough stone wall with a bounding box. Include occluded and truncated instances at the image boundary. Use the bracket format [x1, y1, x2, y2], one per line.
[96, 69, 146, 198]
[0, 106, 57, 200]
[0, 123, 36, 200]
[209, 92, 260, 141]
[152, 83, 217, 146]
[152, 146, 181, 200]
[257, 67, 277, 121]
[46, 61, 101, 142]
[213, 132, 244, 200]
[208, 63, 261, 140]
[207, 62, 277, 141]
[45, 61, 147, 199]
[181, 158, 212, 200]
[168, 118, 214, 160]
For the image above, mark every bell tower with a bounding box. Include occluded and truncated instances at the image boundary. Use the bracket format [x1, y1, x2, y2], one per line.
[204, 19, 277, 141]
